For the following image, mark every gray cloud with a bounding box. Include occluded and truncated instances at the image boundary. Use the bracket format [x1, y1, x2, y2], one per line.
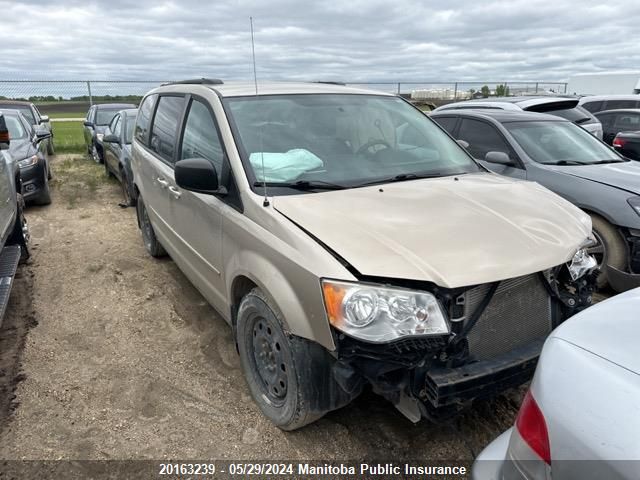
[1, 0, 638, 83]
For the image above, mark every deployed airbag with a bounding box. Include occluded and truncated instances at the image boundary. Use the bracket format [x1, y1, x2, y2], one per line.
[250, 149, 324, 182]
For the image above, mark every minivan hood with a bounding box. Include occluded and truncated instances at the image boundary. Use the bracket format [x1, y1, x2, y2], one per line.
[546, 161, 640, 195]
[274, 173, 591, 288]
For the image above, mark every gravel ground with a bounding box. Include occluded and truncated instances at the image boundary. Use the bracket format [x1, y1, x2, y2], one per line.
[0, 154, 524, 463]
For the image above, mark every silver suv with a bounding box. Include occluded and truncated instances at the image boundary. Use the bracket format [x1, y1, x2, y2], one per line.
[131, 79, 597, 430]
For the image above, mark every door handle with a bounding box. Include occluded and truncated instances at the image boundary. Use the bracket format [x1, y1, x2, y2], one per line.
[157, 177, 168, 189]
[168, 186, 181, 199]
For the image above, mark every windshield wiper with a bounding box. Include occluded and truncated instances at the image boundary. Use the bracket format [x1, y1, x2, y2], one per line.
[352, 172, 462, 188]
[253, 180, 347, 190]
[590, 159, 628, 164]
[547, 160, 589, 166]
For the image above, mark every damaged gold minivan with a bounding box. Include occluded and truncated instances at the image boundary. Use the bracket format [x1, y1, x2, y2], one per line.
[131, 79, 597, 429]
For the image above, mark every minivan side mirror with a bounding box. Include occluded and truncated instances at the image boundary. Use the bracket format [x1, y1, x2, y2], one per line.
[83, 121, 94, 127]
[457, 139, 470, 149]
[175, 158, 224, 195]
[484, 151, 514, 166]
[39, 115, 50, 123]
[103, 133, 119, 144]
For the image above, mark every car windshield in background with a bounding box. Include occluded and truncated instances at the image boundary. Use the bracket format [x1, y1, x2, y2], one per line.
[225, 94, 479, 191]
[545, 107, 593, 124]
[505, 121, 621, 165]
[96, 109, 121, 126]
[4, 115, 27, 140]
[125, 116, 135, 144]
[0, 105, 35, 124]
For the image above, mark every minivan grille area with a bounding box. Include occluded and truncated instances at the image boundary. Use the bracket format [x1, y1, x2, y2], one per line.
[459, 274, 552, 361]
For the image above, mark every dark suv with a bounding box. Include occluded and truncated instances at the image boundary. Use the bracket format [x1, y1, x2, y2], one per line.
[83, 103, 136, 163]
[0, 100, 54, 155]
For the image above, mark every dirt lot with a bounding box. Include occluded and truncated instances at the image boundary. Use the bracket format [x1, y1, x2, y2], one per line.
[0, 154, 521, 462]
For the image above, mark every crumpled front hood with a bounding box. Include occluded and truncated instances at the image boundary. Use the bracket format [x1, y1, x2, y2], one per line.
[546, 161, 640, 195]
[274, 173, 592, 288]
[8, 139, 34, 162]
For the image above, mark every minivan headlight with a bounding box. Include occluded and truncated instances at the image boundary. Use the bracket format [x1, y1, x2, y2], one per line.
[321, 280, 449, 343]
[567, 248, 597, 281]
[18, 155, 38, 169]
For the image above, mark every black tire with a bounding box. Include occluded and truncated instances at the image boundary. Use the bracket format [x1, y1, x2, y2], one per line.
[47, 137, 55, 156]
[120, 169, 135, 206]
[91, 143, 102, 163]
[7, 194, 30, 262]
[104, 158, 113, 178]
[588, 214, 627, 289]
[236, 288, 353, 430]
[137, 196, 166, 257]
[32, 168, 52, 206]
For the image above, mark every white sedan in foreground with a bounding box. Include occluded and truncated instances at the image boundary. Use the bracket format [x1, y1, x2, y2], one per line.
[473, 288, 640, 480]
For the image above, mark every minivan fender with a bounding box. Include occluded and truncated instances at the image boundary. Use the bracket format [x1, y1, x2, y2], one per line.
[227, 251, 336, 352]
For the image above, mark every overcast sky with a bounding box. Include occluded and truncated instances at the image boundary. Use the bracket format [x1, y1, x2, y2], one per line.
[2, 0, 638, 83]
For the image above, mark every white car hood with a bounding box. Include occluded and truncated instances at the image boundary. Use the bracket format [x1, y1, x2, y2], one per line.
[551, 288, 640, 375]
[274, 173, 592, 288]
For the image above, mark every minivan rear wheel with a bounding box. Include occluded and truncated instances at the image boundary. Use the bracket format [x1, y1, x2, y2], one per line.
[137, 196, 166, 258]
[236, 288, 334, 430]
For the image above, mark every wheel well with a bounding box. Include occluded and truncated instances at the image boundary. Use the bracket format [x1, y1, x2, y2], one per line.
[230, 276, 258, 325]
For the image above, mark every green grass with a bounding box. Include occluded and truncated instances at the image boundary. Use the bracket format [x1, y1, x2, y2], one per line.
[51, 121, 85, 154]
[51, 156, 113, 209]
[47, 111, 85, 119]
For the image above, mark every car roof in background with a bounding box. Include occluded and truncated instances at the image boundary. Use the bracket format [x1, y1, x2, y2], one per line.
[595, 108, 640, 115]
[431, 109, 565, 123]
[579, 94, 640, 103]
[0, 100, 32, 106]
[149, 81, 395, 98]
[95, 103, 137, 109]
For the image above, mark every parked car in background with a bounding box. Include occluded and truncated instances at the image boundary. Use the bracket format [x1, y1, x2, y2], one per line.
[0, 100, 55, 155]
[0, 113, 31, 321]
[578, 94, 640, 114]
[102, 108, 138, 205]
[431, 109, 640, 291]
[83, 103, 136, 164]
[473, 287, 640, 480]
[613, 131, 640, 161]
[131, 80, 597, 430]
[0, 110, 52, 205]
[433, 96, 603, 139]
[594, 109, 640, 145]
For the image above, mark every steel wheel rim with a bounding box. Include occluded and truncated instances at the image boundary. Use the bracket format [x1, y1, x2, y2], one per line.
[141, 205, 153, 250]
[249, 315, 289, 406]
[587, 229, 606, 268]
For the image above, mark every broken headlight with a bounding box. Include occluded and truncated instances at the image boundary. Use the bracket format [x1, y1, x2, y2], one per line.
[567, 248, 597, 281]
[321, 280, 449, 343]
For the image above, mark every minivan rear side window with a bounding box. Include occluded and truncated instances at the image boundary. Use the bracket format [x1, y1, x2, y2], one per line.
[180, 99, 225, 183]
[150, 96, 184, 163]
[605, 100, 639, 110]
[581, 101, 603, 114]
[135, 94, 158, 145]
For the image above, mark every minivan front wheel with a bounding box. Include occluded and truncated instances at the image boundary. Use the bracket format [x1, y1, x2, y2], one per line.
[236, 288, 333, 430]
[137, 196, 166, 258]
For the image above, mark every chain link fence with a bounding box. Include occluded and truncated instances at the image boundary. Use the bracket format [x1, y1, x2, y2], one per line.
[0, 79, 568, 153]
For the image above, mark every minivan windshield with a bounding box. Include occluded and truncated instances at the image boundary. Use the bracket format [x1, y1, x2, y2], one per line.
[505, 121, 622, 165]
[225, 94, 480, 192]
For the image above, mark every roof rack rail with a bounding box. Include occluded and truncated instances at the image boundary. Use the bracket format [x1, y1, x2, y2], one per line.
[314, 81, 346, 86]
[162, 78, 224, 86]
